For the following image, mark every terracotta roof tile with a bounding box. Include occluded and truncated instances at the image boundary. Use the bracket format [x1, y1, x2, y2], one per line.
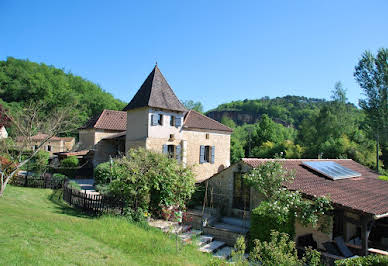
[241, 158, 387, 216]
[183, 110, 233, 133]
[123, 65, 186, 112]
[81, 110, 127, 131]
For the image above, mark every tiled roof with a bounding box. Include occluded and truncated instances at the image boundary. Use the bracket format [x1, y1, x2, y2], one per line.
[57, 150, 91, 156]
[102, 131, 127, 140]
[80, 110, 127, 131]
[123, 65, 186, 112]
[17, 133, 74, 142]
[242, 158, 387, 216]
[183, 110, 233, 133]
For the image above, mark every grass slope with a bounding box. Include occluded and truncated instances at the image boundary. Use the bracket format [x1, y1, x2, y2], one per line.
[0, 186, 213, 265]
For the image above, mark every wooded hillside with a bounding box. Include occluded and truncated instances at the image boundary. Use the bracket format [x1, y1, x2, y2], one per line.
[0, 57, 126, 133]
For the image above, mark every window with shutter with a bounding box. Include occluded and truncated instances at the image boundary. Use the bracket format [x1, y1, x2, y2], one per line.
[200, 145, 205, 164]
[175, 117, 181, 127]
[176, 145, 181, 162]
[211, 146, 215, 164]
[162, 144, 168, 154]
[151, 114, 158, 126]
[170, 116, 175, 126]
[158, 114, 163, 125]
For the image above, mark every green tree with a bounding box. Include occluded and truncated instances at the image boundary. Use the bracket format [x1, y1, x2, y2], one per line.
[354, 48, 388, 170]
[183, 100, 204, 113]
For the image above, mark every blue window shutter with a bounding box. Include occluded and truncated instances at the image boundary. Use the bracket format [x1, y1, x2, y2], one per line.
[176, 145, 181, 162]
[162, 144, 168, 154]
[175, 117, 181, 127]
[200, 145, 205, 164]
[151, 114, 157, 126]
[211, 146, 215, 164]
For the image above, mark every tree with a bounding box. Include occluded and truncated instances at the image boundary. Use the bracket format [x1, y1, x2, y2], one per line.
[0, 102, 78, 196]
[354, 48, 388, 171]
[183, 100, 204, 113]
[244, 161, 332, 230]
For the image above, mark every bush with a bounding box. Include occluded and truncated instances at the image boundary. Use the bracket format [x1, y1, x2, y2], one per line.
[67, 180, 81, 191]
[335, 254, 388, 266]
[60, 156, 79, 168]
[250, 201, 295, 244]
[52, 173, 67, 181]
[102, 148, 196, 218]
[250, 231, 301, 266]
[94, 162, 113, 185]
[29, 150, 49, 174]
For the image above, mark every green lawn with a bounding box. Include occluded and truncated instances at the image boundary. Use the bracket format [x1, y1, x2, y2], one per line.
[0, 186, 214, 265]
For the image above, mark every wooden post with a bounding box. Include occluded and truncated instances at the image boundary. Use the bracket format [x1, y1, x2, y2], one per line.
[361, 216, 373, 256]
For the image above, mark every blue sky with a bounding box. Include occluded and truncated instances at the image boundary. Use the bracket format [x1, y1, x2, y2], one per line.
[1, 1, 387, 111]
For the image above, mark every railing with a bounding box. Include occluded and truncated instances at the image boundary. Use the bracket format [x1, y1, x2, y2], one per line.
[11, 174, 64, 189]
[62, 184, 125, 214]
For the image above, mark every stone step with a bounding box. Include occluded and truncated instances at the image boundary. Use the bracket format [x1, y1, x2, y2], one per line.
[214, 246, 233, 259]
[196, 235, 214, 246]
[179, 230, 203, 242]
[199, 240, 226, 253]
[167, 224, 192, 234]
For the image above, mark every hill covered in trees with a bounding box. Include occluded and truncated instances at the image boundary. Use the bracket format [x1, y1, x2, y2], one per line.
[0, 57, 126, 133]
[214, 84, 382, 171]
[206, 95, 360, 128]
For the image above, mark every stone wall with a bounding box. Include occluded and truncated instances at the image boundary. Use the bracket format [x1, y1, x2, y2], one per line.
[183, 129, 231, 183]
[207, 162, 257, 216]
[126, 107, 149, 143]
[79, 129, 95, 150]
[295, 217, 333, 250]
[64, 138, 75, 151]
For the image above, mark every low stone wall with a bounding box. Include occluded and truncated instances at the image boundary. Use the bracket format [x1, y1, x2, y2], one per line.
[203, 226, 245, 246]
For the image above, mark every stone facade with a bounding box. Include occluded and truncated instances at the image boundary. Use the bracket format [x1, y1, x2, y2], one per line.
[183, 129, 231, 182]
[26, 137, 75, 155]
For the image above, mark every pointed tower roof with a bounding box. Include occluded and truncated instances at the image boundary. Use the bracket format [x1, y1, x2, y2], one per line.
[123, 65, 187, 112]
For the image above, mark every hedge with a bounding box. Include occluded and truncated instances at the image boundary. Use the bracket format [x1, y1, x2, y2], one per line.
[335, 254, 388, 266]
[250, 201, 295, 245]
[94, 162, 113, 185]
[61, 156, 79, 168]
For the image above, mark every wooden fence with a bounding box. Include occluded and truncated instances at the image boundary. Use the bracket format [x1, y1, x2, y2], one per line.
[62, 184, 125, 214]
[12, 174, 64, 189]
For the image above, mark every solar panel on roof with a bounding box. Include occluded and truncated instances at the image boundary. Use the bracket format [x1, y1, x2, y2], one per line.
[302, 161, 361, 180]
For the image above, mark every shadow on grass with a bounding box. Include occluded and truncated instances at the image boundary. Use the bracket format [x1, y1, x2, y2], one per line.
[47, 189, 96, 219]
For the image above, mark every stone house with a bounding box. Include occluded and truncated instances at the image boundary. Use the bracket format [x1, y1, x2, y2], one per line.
[17, 133, 75, 155]
[205, 158, 388, 256]
[79, 65, 232, 182]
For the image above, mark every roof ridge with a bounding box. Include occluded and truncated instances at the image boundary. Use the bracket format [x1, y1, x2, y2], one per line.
[242, 158, 353, 161]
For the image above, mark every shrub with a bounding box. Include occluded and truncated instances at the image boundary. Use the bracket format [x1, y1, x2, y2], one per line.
[52, 173, 67, 181]
[67, 180, 81, 191]
[29, 150, 49, 174]
[104, 148, 196, 218]
[250, 230, 301, 266]
[379, 176, 388, 182]
[94, 162, 113, 185]
[335, 254, 388, 266]
[60, 156, 79, 168]
[250, 201, 295, 244]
